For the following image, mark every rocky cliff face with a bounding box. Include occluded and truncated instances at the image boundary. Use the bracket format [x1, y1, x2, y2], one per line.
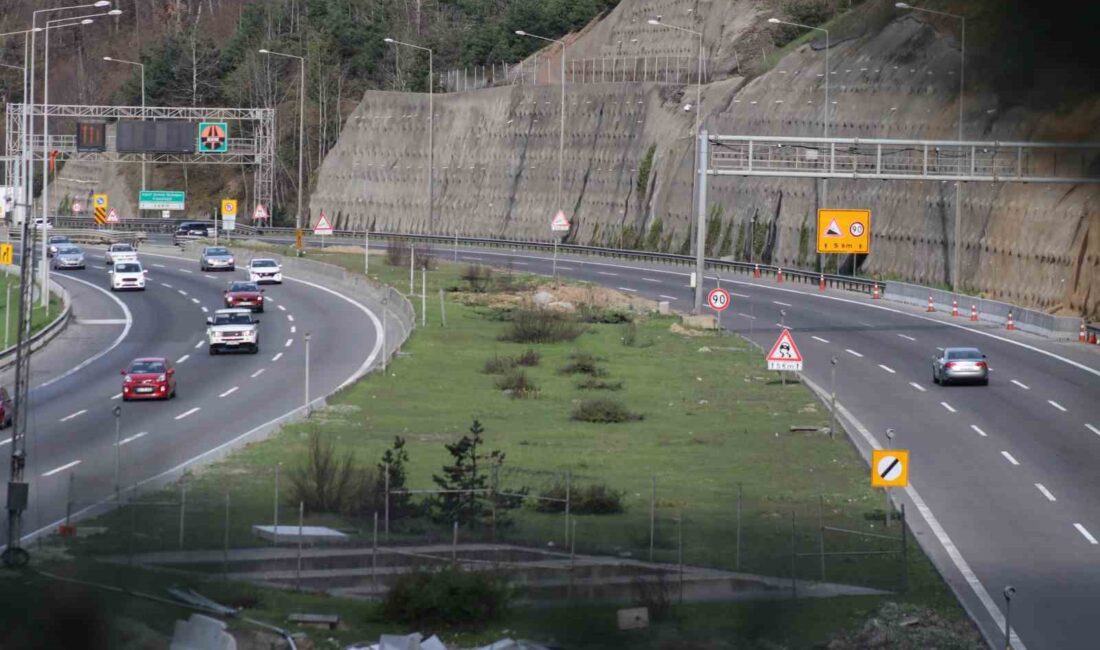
[308, 0, 1100, 318]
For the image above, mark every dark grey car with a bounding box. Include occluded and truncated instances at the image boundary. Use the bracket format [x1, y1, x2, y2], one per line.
[932, 347, 989, 386]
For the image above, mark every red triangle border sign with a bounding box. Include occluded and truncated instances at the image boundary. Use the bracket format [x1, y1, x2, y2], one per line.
[766, 328, 804, 371]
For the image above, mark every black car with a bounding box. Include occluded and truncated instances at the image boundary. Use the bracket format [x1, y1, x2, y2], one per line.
[173, 221, 212, 243]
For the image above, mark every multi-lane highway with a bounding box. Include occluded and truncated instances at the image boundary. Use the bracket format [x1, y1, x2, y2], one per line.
[406, 242, 1097, 650]
[0, 244, 382, 552]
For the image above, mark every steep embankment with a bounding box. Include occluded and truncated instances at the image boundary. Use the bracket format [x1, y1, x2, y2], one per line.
[310, 0, 1099, 318]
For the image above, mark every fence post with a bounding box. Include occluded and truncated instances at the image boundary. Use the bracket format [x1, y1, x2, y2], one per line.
[409, 246, 415, 295]
[439, 288, 447, 328]
[677, 512, 684, 604]
[735, 482, 742, 571]
[421, 268, 427, 327]
[273, 463, 280, 546]
[297, 501, 304, 590]
[223, 493, 230, 580]
[901, 503, 909, 593]
[490, 464, 498, 543]
[790, 510, 797, 599]
[565, 470, 572, 548]
[372, 511, 379, 594]
[819, 494, 826, 581]
[178, 482, 186, 550]
[384, 463, 391, 541]
[65, 472, 74, 529]
[649, 475, 656, 562]
[452, 520, 458, 566]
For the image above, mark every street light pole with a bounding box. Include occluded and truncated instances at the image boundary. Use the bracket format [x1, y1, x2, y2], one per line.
[304, 332, 311, 415]
[384, 38, 434, 233]
[102, 56, 145, 193]
[258, 48, 306, 252]
[896, 3, 965, 292]
[1003, 585, 1016, 649]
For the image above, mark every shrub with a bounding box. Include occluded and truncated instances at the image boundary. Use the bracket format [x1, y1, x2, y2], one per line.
[631, 572, 674, 622]
[576, 378, 623, 391]
[482, 355, 517, 374]
[515, 349, 541, 367]
[571, 399, 642, 423]
[385, 239, 411, 267]
[288, 430, 365, 515]
[535, 482, 626, 514]
[382, 566, 510, 628]
[461, 264, 494, 292]
[576, 304, 634, 323]
[412, 245, 437, 270]
[495, 370, 539, 398]
[621, 321, 653, 348]
[559, 351, 607, 376]
[499, 309, 584, 344]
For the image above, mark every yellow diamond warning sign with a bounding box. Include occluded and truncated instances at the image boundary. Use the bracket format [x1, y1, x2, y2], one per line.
[817, 209, 870, 254]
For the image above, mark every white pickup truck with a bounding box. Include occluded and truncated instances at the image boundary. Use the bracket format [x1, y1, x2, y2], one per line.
[207, 308, 260, 355]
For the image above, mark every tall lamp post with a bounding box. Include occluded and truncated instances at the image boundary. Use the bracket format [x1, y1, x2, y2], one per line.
[384, 38, 434, 233]
[895, 3, 965, 292]
[0, 28, 39, 233]
[767, 17, 829, 274]
[515, 29, 567, 276]
[103, 56, 145, 194]
[258, 48, 306, 252]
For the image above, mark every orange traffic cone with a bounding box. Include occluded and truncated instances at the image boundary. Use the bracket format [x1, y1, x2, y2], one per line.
[777, 268, 784, 284]
[872, 284, 881, 299]
[1006, 311, 1016, 331]
[969, 304, 978, 321]
[952, 300, 959, 318]
[818, 273, 826, 292]
[927, 295, 935, 312]
[753, 264, 761, 278]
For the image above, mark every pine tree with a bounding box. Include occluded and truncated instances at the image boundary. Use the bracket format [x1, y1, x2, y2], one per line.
[378, 436, 414, 520]
[432, 420, 504, 527]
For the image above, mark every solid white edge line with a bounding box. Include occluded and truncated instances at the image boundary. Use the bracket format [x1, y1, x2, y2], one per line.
[878, 364, 896, 374]
[174, 407, 200, 420]
[941, 401, 957, 413]
[773, 300, 792, 307]
[59, 409, 87, 422]
[909, 382, 927, 392]
[1034, 483, 1056, 502]
[1011, 379, 1030, 390]
[42, 459, 81, 477]
[796, 371, 1027, 650]
[37, 274, 134, 389]
[1000, 451, 1020, 466]
[845, 348, 864, 358]
[970, 425, 988, 437]
[1074, 523, 1099, 544]
[218, 386, 239, 398]
[1047, 400, 1067, 412]
[811, 336, 830, 343]
[272, 353, 283, 362]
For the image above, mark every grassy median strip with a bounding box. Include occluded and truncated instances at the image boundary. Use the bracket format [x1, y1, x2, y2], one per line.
[40, 244, 976, 648]
[0, 273, 64, 347]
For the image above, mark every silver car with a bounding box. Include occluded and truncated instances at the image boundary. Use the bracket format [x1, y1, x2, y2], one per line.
[51, 245, 85, 270]
[47, 235, 72, 257]
[932, 347, 989, 386]
[200, 246, 235, 272]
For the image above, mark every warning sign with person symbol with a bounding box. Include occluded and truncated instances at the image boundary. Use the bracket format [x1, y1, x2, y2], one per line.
[198, 121, 229, 153]
[766, 328, 803, 371]
[871, 449, 909, 488]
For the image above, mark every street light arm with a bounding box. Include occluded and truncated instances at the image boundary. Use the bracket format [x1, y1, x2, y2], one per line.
[648, 20, 702, 36]
[383, 38, 431, 53]
[898, 4, 963, 20]
[768, 18, 827, 34]
[516, 30, 564, 46]
[258, 48, 304, 62]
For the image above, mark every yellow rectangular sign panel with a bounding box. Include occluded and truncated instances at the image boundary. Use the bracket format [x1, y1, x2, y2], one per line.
[817, 209, 870, 254]
[871, 449, 909, 488]
[0, 243, 12, 265]
[221, 199, 238, 218]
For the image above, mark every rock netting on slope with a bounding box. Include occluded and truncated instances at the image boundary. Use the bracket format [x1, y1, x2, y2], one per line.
[309, 0, 1100, 318]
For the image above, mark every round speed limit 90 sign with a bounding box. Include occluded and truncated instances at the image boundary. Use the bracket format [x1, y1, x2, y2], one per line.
[707, 287, 731, 312]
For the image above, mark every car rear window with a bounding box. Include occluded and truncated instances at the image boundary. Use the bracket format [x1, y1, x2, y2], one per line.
[230, 282, 259, 292]
[112, 244, 134, 252]
[948, 350, 982, 360]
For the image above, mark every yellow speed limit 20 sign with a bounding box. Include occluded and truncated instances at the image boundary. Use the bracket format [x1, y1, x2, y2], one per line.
[817, 209, 870, 254]
[221, 199, 238, 218]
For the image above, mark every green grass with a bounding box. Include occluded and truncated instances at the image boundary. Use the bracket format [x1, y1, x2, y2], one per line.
[41, 245, 974, 648]
[0, 274, 65, 347]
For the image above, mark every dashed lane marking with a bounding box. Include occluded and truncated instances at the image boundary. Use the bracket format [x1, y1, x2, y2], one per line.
[271, 353, 283, 362]
[161, 283, 173, 288]
[42, 460, 81, 477]
[642, 278, 662, 283]
[287, 314, 294, 322]
[898, 334, 917, 341]
[219, 387, 239, 398]
[658, 295, 679, 301]
[201, 307, 209, 313]
[291, 326, 297, 333]
[118, 432, 148, 446]
[1086, 424, 1100, 437]
[970, 425, 988, 437]
[878, 364, 896, 374]
[557, 266, 573, 271]
[177, 289, 188, 296]
[910, 382, 927, 392]
[152, 263, 165, 268]
[178, 269, 192, 274]
[277, 305, 286, 311]
[1035, 484, 1056, 502]
[194, 341, 203, 349]
[284, 338, 293, 347]
[111, 393, 122, 400]
[812, 336, 830, 343]
[598, 271, 618, 276]
[250, 369, 265, 378]
[1011, 379, 1030, 390]
[773, 300, 792, 307]
[177, 354, 190, 364]
[1001, 451, 1020, 466]
[1048, 400, 1067, 412]
[845, 349, 864, 358]
[941, 401, 957, 413]
[1074, 523, 1099, 545]
[59, 409, 87, 422]
[618, 287, 638, 293]
[191, 298, 200, 304]
[174, 407, 200, 420]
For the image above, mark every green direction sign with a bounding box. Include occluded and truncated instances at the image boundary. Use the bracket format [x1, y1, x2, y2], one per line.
[197, 121, 229, 153]
[139, 190, 186, 211]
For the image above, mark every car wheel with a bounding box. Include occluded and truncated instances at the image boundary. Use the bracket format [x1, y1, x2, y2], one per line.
[209, 347, 217, 356]
[932, 368, 939, 385]
[257, 307, 264, 313]
[980, 378, 989, 386]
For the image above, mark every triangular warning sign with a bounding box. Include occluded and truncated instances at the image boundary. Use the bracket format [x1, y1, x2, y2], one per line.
[314, 211, 333, 235]
[252, 203, 269, 220]
[550, 210, 571, 232]
[106, 208, 120, 223]
[824, 219, 842, 237]
[767, 328, 803, 363]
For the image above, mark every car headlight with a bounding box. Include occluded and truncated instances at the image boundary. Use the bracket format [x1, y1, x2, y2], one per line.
[228, 258, 235, 264]
[124, 375, 132, 383]
[157, 374, 166, 382]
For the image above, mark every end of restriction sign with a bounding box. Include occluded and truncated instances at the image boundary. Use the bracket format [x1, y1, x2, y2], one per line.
[871, 449, 909, 488]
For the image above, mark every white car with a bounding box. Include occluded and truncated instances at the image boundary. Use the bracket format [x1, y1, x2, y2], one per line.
[33, 217, 52, 230]
[105, 243, 138, 265]
[247, 258, 283, 284]
[207, 308, 260, 354]
[109, 261, 146, 291]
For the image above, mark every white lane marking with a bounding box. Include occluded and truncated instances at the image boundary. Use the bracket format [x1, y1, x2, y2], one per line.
[284, 338, 293, 347]
[730, 292, 751, 299]
[910, 382, 927, 392]
[59, 409, 87, 422]
[878, 364, 896, 374]
[659, 295, 679, 301]
[773, 300, 792, 307]
[290, 326, 297, 334]
[250, 369, 265, 378]
[179, 269, 193, 274]
[177, 354, 190, 364]
[898, 334, 917, 341]
[618, 287, 638, 293]
[118, 432, 148, 446]
[219, 387, 239, 398]
[1074, 523, 1099, 545]
[42, 460, 81, 477]
[152, 263, 166, 268]
[812, 336, 830, 343]
[1086, 423, 1100, 437]
[286, 314, 295, 322]
[774, 322, 788, 329]
[174, 407, 200, 420]
[178, 289, 188, 296]
[1048, 400, 1067, 412]
[796, 374, 1029, 649]
[941, 401, 957, 413]
[191, 298, 200, 304]
[557, 266, 573, 270]
[845, 348, 864, 358]
[91, 265, 105, 270]
[111, 393, 122, 400]
[194, 340, 203, 349]
[936, 346, 945, 351]
[0, 438, 9, 446]
[37, 274, 134, 390]
[277, 304, 287, 311]
[738, 312, 756, 319]
[1011, 379, 1030, 390]
[858, 321, 874, 327]
[160, 282, 173, 288]
[512, 261, 528, 266]
[201, 307, 209, 313]
[77, 318, 128, 325]
[1000, 451, 1020, 466]
[1034, 484, 1056, 502]
[205, 274, 216, 280]
[642, 277, 662, 283]
[265, 298, 274, 303]
[598, 271, 618, 276]
[271, 353, 283, 362]
[970, 425, 988, 437]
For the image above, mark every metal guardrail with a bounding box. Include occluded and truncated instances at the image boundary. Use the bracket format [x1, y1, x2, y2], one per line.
[11, 227, 146, 247]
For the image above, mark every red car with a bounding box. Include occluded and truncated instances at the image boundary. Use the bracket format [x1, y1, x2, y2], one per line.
[121, 358, 177, 401]
[224, 281, 265, 313]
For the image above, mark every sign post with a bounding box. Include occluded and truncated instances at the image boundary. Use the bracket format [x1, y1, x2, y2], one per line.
[817, 209, 871, 275]
[707, 287, 730, 328]
[766, 329, 804, 385]
[871, 448, 909, 528]
[550, 210, 570, 277]
[314, 211, 333, 250]
[93, 193, 108, 226]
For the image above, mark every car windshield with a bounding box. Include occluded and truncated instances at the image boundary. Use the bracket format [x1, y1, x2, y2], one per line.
[115, 263, 141, 273]
[207, 248, 230, 256]
[947, 349, 983, 360]
[59, 246, 81, 255]
[111, 244, 134, 252]
[213, 313, 252, 326]
[230, 282, 259, 292]
[252, 260, 276, 268]
[49, 236, 70, 244]
[129, 360, 165, 374]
